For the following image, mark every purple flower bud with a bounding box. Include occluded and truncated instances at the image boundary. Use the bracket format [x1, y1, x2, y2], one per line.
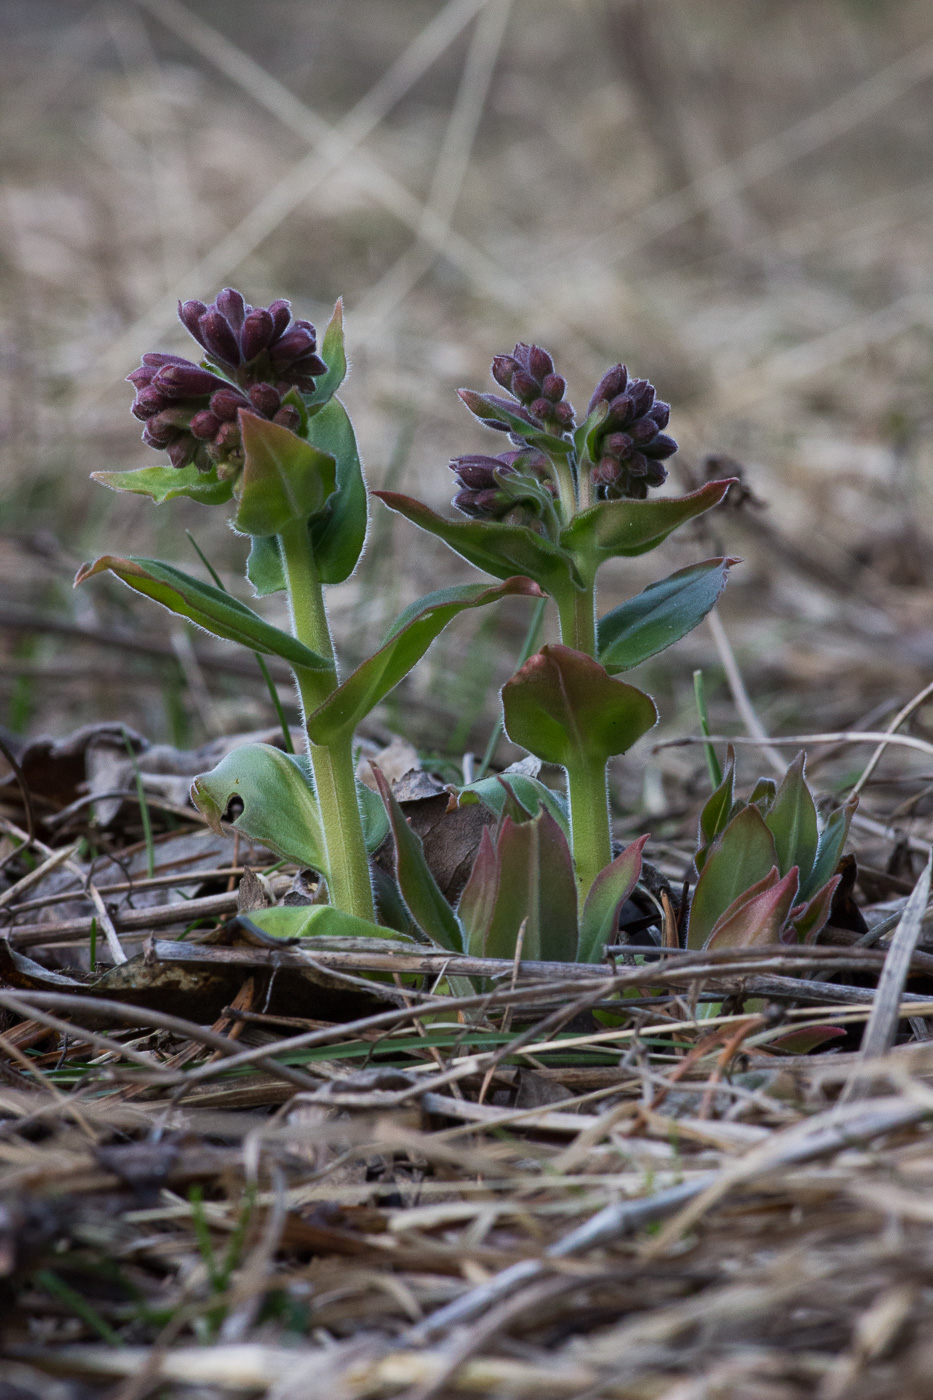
[645, 433, 677, 460]
[289, 352, 327, 378]
[240, 308, 275, 362]
[630, 417, 659, 446]
[198, 310, 241, 367]
[509, 371, 538, 403]
[269, 326, 317, 363]
[248, 382, 281, 416]
[594, 457, 623, 486]
[627, 452, 648, 478]
[491, 355, 520, 390]
[587, 364, 627, 414]
[648, 400, 670, 429]
[189, 409, 221, 441]
[127, 365, 158, 390]
[605, 394, 635, 429]
[604, 432, 633, 459]
[167, 437, 196, 470]
[527, 345, 554, 382]
[449, 456, 498, 490]
[645, 460, 668, 488]
[267, 300, 292, 341]
[552, 401, 575, 427]
[131, 385, 169, 420]
[178, 300, 208, 339]
[628, 378, 653, 417]
[153, 363, 229, 399]
[142, 419, 181, 450]
[530, 397, 552, 421]
[210, 387, 250, 422]
[542, 373, 565, 402]
[273, 405, 301, 432]
[215, 287, 247, 330]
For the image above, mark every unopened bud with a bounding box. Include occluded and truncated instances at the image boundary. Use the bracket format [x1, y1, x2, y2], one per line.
[491, 355, 520, 390]
[552, 401, 574, 427]
[178, 300, 208, 338]
[189, 409, 221, 441]
[648, 400, 670, 429]
[248, 382, 281, 416]
[605, 394, 635, 429]
[272, 405, 301, 431]
[198, 310, 241, 367]
[154, 362, 228, 399]
[604, 432, 633, 458]
[646, 433, 677, 460]
[240, 308, 275, 362]
[215, 287, 246, 330]
[630, 417, 659, 446]
[587, 363, 627, 414]
[167, 437, 196, 470]
[645, 460, 668, 487]
[267, 300, 292, 340]
[542, 374, 565, 402]
[510, 371, 538, 403]
[527, 345, 554, 381]
[210, 387, 250, 422]
[131, 385, 169, 420]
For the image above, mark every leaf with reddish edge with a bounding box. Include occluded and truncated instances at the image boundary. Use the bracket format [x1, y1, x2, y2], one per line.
[560, 480, 736, 571]
[766, 1025, 847, 1054]
[704, 866, 800, 951]
[578, 834, 649, 963]
[306, 578, 541, 746]
[458, 826, 500, 958]
[479, 811, 579, 962]
[597, 558, 740, 673]
[372, 768, 463, 953]
[234, 412, 337, 536]
[687, 805, 778, 949]
[765, 751, 819, 884]
[372, 492, 581, 592]
[75, 555, 332, 673]
[793, 874, 841, 944]
[502, 644, 658, 770]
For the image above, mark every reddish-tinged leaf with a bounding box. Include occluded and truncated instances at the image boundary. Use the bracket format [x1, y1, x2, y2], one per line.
[766, 1025, 847, 1054]
[458, 826, 500, 958]
[688, 805, 778, 949]
[794, 874, 842, 944]
[372, 768, 462, 953]
[560, 480, 735, 570]
[704, 866, 800, 951]
[481, 811, 578, 962]
[578, 834, 649, 963]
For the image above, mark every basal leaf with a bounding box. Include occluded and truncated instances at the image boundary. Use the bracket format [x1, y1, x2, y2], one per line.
[305, 299, 348, 409]
[191, 743, 328, 873]
[307, 397, 368, 584]
[247, 903, 411, 942]
[687, 805, 778, 949]
[765, 752, 819, 884]
[234, 412, 337, 536]
[245, 534, 286, 596]
[457, 773, 571, 839]
[502, 644, 658, 770]
[704, 866, 799, 951]
[793, 874, 841, 944]
[91, 463, 233, 507]
[373, 768, 463, 953]
[373, 492, 581, 593]
[306, 577, 541, 746]
[481, 811, 579, 962]
[578, 834, 649, 963]
[695, 746, 736, 872]
[75, 555, 333, 673]
[804, 796, 858, 901]
[598, 558, 739, 673]
[458, 826, 500, 958]
[560, 480, 735, 574]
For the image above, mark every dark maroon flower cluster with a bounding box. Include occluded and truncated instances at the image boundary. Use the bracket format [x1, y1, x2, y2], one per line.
[586, 364, 676, 500]
[128, 289, 326, 474]
[491, 343, 575, 431]
[450, 450, 556, 519]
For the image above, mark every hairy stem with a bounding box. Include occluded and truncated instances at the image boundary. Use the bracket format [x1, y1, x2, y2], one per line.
[279, 520, 375, 922]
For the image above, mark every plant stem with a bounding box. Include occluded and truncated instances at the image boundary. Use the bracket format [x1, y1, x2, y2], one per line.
[566, 758, 613, 897]
[555, 581, 597, 657]
[279, 520, 375, 922]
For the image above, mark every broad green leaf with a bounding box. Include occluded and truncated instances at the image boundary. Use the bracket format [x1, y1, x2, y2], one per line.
[598, 558, 739, 673]
[373, 492, 582, 593]
[764, 752, 819, 884]
[307, 397, 368, 584]
[373, 768, 463, 953]
[695, 747, 735, 873]
[305, 578, 541, 746]
[246, 534, 286, 596]
[578, 834, 649, 963]
[688, 805, 778, 949]
[479, 811, 579, 962]
[704, 866, 799, 951]
[246, 903, 412, 942]
[191, 743, 328, 874]
[305, 299, 348, 409]
[804, 796, 857, 901]
[75, 555, 333, 673]
[457, 773, 570, 839]
[750, 777, 777, 811]
[560, 480, 735, 573]
[502, 644, 658, 770]
[234, 412, 337, 536]
[91, 463, 233, 507]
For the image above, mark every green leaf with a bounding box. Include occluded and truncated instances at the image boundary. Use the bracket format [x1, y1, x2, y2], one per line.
[578, 834, 649, 963]
[373, 492, 582, 593]
[704, 866, 799, 951]
[191, 743, 328, 874]
[234, 412, 337, 537]
[502, 644, 658, 770]
[246, 903, 411, 942]
[598, 558, 739, 673]
[457, 773, 570, 839]
[466, 811, 578, 962]
[91, 463, 234, 507]
[458, 389, 572, 457]
[372, 768, 463, 953]
[804, 796, 857, 901]
[687, 805, 778, 949]
[695, 747, 735, 873]
[245, 535, 286, 596]
[749, 777, 777, 811]
[305, 299, 348, 409]
[764, 752, 819, 884]
[305, 578, 541, 746]
[560, 480, 735, 573]
[793, 874, 841, 944]
[572, 401, 609, 469]
[459, 827, 500, 958]
[307, 397, 368, 584]
[75, 555, 333, 673]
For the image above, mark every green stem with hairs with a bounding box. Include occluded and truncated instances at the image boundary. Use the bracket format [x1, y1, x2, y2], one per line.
[279, 519, 375, 922]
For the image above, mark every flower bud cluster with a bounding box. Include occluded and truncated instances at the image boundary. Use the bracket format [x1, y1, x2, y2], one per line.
[586, 364, 677, 500]
[450, 449, 555, 520]
[128, 289, 325, 474]
[491, 343, 575, 431]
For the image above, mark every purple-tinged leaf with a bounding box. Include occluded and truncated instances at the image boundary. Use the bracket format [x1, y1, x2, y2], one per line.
[306, 578, 540, 746]
[704, 866, 800, 951]
[481, 811, 578, 962]
[597, 558, 740, 673]
[373, 492, 581, 593]
[764, 751, 818, 884]
[560, 479, 735, 569]
[372, 768, 462, 953]
[458, 826, 500, 958]
[766, 1025, 847, 1054]
[794, 874, 842, 944]
[234, 412, 336, 536]
[502, 644, 658, 770]
[688, 805, 778, 949]
[578, 834, 650, 963]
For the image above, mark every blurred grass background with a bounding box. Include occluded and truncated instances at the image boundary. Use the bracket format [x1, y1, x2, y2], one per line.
[2, 0, 933, 816]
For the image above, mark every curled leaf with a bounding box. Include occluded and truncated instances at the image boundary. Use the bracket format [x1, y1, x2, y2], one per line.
[191, 743, 328, 874]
